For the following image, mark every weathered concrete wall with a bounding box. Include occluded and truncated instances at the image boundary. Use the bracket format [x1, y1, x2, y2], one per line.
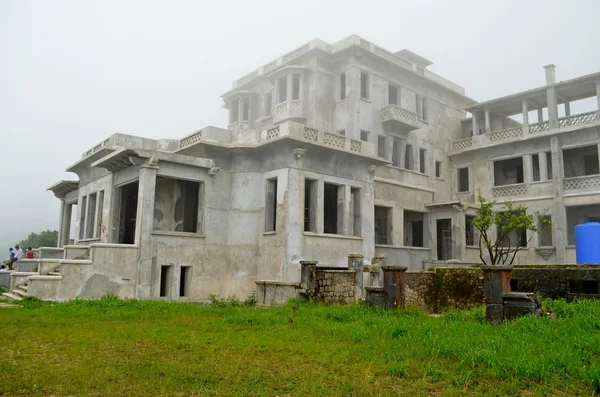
[512, 265, 600, 300]
[255, 281, 301, 306]
[315, 269, 355, 304]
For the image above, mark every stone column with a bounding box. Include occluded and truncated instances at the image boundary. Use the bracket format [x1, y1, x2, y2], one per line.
[523, 154, 533, 184]
[286, 168, 304, 280]
[345, 64, 362, 140]
[300, 260, 317, 296]
[545, 65, 559, 129]
[362, 170, 376, 262]
[413, 145, 420, 172]
[370, 254, 385, 287]
[482, 265, 512, 324]
[550, 137, 566, 262]
[564, 101, 571, 117]
[472, 112, 478, 135]
[135, 160, 158, 299]
[384, 136, 394, 163]
[538, 108, 544, 124]
[484, 109, 491, 133]
[596, 81, 600, 113]
[381, 265, 408, 309]
[398, 139, 407, 169]
[538, 151, 548, 181]
[316, 179, 325, 234]
[342, 185, 351, 236]
[348, 253, 364, 300]
[522, 100, 529, 134]
[57, 199, 66, 248]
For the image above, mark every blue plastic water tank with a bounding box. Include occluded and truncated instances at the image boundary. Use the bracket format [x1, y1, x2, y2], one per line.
[575, 222, 600, 264]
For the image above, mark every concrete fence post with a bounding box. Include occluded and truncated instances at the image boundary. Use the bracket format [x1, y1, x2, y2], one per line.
[300, 260, 317, 296]
[371, 254, 386, 287]
[348, 253, 364, 300]
[381, 265, 408, 309]
[482, 265, 513, 324]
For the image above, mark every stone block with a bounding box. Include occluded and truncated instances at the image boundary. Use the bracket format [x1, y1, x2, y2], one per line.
[486, 303, 504, 324]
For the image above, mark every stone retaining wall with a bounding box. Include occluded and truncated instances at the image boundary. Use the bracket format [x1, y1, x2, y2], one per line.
[315, 270, 355, 304]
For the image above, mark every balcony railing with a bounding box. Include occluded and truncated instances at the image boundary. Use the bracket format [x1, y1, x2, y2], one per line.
[492, 183, 527, 198]
[563, 174, 600, 191]
[452, 110, 599, 151]
[381, 104, 420, 133]
[272, 100, 305, 124]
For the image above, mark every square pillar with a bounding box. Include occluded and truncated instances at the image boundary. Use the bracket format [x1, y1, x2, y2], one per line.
[522, 100, 529, 134]
[538, 108, 544, 123]
[544, 65, 559, 128]
[596, 81, 600, 113]
[345, 65, 362, 140]
[286, 168, 304, 274]
[472, 113, 478, 135]
[550, 137, 566, 262]
[342, 185, 351, 236]
[538, 151, 548, 181]
[57, 199, 66, 247]
[413, 145, 420, 173]
[384, 136, 394, 163]
[135, 161, 158, 299]
[484, 109, 491, 133]
[316, 179, 325, 234]
[564, 101, 571, 117]
[523, 154, 533, 184]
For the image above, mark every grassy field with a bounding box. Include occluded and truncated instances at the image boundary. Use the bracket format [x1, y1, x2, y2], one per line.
[1, 296, 600, 396]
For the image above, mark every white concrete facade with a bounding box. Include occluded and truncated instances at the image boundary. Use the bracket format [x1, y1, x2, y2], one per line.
[37, 35, 600, 302]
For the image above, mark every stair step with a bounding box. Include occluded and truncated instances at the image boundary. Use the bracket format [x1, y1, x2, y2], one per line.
[12, 289, 28, 298]
[2, 292, 22, 301]
[18, 285, 28, 292]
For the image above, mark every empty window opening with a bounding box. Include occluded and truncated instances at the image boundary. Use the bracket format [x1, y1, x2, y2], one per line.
[566, 205, 600, 245]
[563, 145, 599, 178]
[465, 215, 476, 246]
[388, 84, 398, 105]
[392, 139, 400, 167]
[494, 157, 524, 186]
[569, 280, 599, 294]
[436, 218, 452, 260]
[229, 99, 239, 123]
[291, 74, 300, 100]
[85, 193, 97, 239]
[360, 71, 369, 99]
[435, 161, 442, 178]
[65, 203, 77, 245]
[160, 265, 172, 297]
[337, 129, 345, 136]
[265, 178, 278, 232]
[546, 152, 553, 180]
[78, 196, 87, 240]
[404, 144, 413, 170]
[377, 136, 386, 158]
[350, 187, 361, 237]
[458, 168, 469, 192]
[277, 77, 287, 103]
[241, 98, 250, 121]
[324, 183, 342, 234]
[340, 73, 346, 100]
[404, 210, 424, 247]
[532, 154, 540, 182]
[264, 92, 272, 117]
[117, 182, 139, 244]
[95, 191, 104, 238]
[416, 95, 427, 120]
[304, 179, 317, 232]
[374, 206, 392, 245]
[360, 130, 369, 142]
[539, 215, 553, 246]
[153, 178, 200, 233]
[419, 148, 427, 174]
[179, 267, 191, 297]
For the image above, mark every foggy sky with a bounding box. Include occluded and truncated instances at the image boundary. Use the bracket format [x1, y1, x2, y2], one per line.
[1, 0, 599, 251]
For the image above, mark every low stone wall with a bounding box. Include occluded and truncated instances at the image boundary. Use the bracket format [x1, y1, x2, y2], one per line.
[0, 270, 11, 289]
[512, 265, 600, 300]
[255, 281, 301, 306]
[315, 269, 355, 304]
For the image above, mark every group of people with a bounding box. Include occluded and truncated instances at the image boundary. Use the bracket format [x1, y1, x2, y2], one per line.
[1, 245, 35, 270]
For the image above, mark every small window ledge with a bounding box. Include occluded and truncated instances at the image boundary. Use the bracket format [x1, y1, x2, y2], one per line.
[263, 231, 277, 236]
[303, 232, 363, 240]
[151, 231, 205, 239]
[78, 238, 101, 243]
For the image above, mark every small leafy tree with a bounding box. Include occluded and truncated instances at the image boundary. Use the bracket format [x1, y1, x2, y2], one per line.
[17, 230, 58, 249]
[472, 191, 550, 266]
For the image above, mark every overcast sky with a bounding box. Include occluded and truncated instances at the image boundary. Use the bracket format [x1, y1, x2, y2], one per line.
[1, 0, 599, 250]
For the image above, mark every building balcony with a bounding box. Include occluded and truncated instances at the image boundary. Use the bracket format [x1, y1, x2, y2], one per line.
[381, 104, 420, 133]
[563, 174, 600, 192]
[272, 100, 306, 124]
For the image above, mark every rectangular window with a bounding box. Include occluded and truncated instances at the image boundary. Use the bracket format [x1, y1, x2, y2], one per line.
[264, 92, 272, 117]
[337, 129, 345, 136]
[277, 77, 287, 103]
[95, 191, 104, 238]
[291, 74, 300, 100]
[465, 215, 476, 246]
[242, 98, 250, 121]
[229, 99, 239, 123]
[458, 168, 469, 192]
[546, 152, 553, 180]
[324, 183, 342, 234]
[265, 178, 278, 232]
[153, 178, 201, 233]
[79, 196, 87, 240]
[419, 148, 427, 174]
[404, 210, 424, 247]
[160, 265, 172, 297]
[539, 215, 553, 246]
[360, 130, 369, 142]
[86, 193, 97, 239]
[392, 139, 400, 167]
[404, 144, 413, 170]
[494, 157, 524, 186]
[375, 206, 392, 245]
[435, 161, 442, 178]
[377, 136, 386, 158]
[532, 154, 540, 182]
[179, 267, 190, 297]
[304, 179, 317, 232]
[388, 84, 398, 105]
[340, 73, 346, 100]
[350, 187, 361, 237]
[360, 71, 369, 99]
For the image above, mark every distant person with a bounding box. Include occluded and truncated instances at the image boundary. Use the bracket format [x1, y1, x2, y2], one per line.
[25, 247, 35, 259]
[7, 247, 15, 270]
[14, 245, 23, 260]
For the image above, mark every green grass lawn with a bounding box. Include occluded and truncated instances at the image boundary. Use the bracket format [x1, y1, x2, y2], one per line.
[1, 296, 600, 396]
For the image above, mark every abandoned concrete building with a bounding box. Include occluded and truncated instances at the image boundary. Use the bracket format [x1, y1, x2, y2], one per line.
[6, 35, 600, 302]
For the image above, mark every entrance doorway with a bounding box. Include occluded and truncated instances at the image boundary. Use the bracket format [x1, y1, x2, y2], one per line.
[436, 219, 452, 260]
[117, 182, 139, 244]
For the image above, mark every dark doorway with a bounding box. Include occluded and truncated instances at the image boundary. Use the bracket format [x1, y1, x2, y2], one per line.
[436, 219, 452, 260]
[118, 182, 139, 244]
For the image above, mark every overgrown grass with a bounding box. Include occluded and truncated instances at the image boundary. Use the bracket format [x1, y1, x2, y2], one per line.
[1, 296, 599, 396]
